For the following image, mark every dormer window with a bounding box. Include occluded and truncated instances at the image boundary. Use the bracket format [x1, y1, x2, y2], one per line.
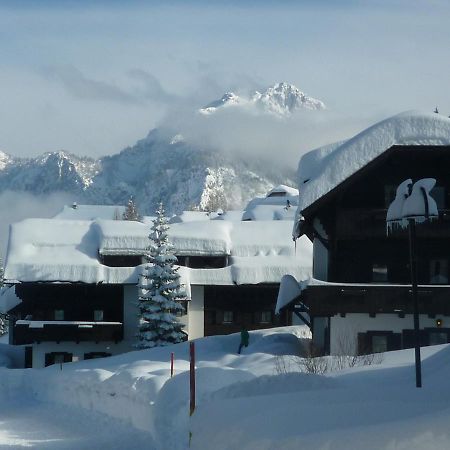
[101, 255, 142, 267]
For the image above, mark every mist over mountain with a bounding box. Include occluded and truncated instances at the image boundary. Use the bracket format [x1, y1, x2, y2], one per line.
[0, 82, 326, 215]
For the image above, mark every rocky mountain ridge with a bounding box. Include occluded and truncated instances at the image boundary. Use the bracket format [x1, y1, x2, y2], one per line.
[0, 82, 323, 214]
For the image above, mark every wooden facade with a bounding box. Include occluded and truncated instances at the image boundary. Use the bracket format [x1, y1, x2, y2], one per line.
[203, 284, 285, 336]
[299, 145, 450, 354]
[12, 284, 124, 346]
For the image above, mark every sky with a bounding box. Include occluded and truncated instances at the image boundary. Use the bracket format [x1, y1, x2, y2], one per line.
[0, 0, 449, 160]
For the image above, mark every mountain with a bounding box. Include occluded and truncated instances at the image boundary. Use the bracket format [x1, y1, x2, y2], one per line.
[0, 134, 295, 215]
[0, 82, 324, 214]
[200, 82, 325, 117]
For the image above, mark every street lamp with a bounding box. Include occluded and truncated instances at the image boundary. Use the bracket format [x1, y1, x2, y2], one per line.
[386, 178, 438, 388]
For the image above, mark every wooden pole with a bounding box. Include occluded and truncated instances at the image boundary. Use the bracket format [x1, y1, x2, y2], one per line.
[189, 342, 196, 415]
[170, 352, 174, 378]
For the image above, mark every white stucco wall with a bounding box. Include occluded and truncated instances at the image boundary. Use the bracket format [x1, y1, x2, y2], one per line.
[188, 285, 204, 340]
[329, 313, 447, 355]
[30, 341, 126, 369]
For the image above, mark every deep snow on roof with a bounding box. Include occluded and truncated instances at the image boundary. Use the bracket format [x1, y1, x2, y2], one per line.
[4, 217, 312, 285]
[297, 111, 450, 213]
[54, 204, 126, 220]
[266, 184, 299, 197]
[242, 185, 298, 221]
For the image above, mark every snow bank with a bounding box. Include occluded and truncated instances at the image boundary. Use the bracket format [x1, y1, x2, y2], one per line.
[0, 327, 308, 450]
[2, 327, 450, 450]
[297, 111, 450, 214]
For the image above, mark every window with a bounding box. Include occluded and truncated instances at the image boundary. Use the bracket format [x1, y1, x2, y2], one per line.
[372, 264, 388, 282]
[54, 310, 64, 320]
[223, 311, 234, 323]
[430, 259, 448, 284]
[94, 310, 104, 321]
[371, 335, 388, 353]
[45, 352, 72, 367]
[430, 186, 445, 209]
[384, 185, 397, 208]
[260, 311, 272, 323]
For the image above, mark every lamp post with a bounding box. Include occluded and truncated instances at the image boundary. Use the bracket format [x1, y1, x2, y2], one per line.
[386, 178, 438, 388]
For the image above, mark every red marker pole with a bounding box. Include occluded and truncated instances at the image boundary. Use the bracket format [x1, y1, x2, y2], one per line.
[189, 342, 196, 416]
[170, 352, 174, 378]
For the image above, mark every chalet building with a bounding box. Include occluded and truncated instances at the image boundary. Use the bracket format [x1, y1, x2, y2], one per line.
[277, 111, 450, 355]
[3, 188, 311, 368]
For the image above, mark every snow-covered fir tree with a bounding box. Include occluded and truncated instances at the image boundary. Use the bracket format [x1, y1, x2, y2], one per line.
[0, 312, 7, 336]
[136, 202, 187, 348]
[123, 196, 141, 221]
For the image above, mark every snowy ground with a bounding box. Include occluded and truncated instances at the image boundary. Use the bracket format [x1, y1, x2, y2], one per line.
[0, 326, 449, 450]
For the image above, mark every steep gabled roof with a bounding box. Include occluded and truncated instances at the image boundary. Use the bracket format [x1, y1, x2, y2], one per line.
[297, 111, 450, 215]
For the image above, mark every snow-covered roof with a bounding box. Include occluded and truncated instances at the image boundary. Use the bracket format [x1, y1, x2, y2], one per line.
[53, 204, 126, 220]
[4, 219, 140, 284]
[297, 111, 450, 214]
[0, 285, 22, 312]
[242, 204, 296, 221]
[267, 184, 299, 197]
[169, 211, 212, 223]
[242, 185, 298, 221]
[4, 217, 312, 285]
[94, 220, 149, 255]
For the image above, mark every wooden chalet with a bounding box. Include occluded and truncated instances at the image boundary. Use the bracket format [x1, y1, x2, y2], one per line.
[280, 112, 450, 355]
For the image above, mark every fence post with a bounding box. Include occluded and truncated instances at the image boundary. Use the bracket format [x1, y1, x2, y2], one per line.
[170, 352, 174, 378]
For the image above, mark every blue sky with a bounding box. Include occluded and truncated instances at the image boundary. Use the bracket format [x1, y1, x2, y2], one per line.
[0, 0, 449, 158]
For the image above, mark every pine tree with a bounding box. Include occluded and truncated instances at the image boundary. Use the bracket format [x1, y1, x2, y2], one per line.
[136, 202, 187, 348]
[123, 197, 141, 221]
[0, 313, 7, 337]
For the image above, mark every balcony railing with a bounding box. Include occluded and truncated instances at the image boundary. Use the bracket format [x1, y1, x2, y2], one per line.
[336, 209, 450, 238]
[13, 321, 123, 345]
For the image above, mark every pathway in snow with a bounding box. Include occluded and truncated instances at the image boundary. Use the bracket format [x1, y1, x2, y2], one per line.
[0, 398, 154, 450]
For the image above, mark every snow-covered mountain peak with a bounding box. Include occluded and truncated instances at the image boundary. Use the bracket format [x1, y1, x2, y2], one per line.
[200, 92, 243, 115]
[253, 82, 326, 115]
[199, 82, 325, 117]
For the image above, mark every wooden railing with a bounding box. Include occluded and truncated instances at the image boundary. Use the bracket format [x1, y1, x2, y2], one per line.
[13, 321, 123, 345]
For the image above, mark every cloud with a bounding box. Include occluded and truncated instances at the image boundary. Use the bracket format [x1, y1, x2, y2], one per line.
[157, 102, 380, 169]
[44, 65, 179, 106]
[45, 65, 138, 104]
[128, 69, 178, 104]
[0, 191, 73, 259]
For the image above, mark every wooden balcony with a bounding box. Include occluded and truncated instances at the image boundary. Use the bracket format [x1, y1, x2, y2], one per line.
[13, 321, 123, 345]
[336, 209, 450, 239]
[303, 284, 450, 316]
